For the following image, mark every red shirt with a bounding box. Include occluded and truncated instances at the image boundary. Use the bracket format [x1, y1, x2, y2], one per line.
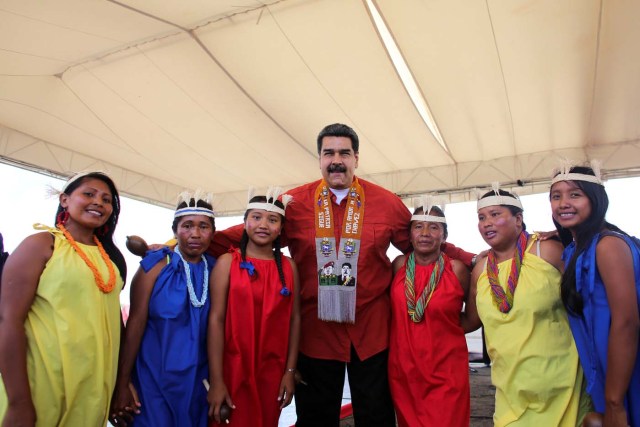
[211, 177, 475, 362]
[287, 178, 412, 361]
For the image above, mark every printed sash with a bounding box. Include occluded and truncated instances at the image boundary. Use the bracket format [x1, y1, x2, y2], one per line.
[314, 179, 365, 323]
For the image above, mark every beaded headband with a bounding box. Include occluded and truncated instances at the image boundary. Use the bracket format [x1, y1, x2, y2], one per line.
[550, 159, 604, 186]
[411, 195, 446, 223]
[246, 186, 293, 217]
[477, 182, 523, 211]
[175, 189, 215, 219]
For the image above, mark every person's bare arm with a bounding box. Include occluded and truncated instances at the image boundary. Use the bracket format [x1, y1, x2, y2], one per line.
[391, 255, 406, 276]
[0, 232, 53, 426]
[460, 258, 484, 333]
[451, 259, 470, 301]
[207, 253, 234, 423]
[596, 236, 639, 427]
[536, 238, 565, 273]
[110, 261, 163, 423]
[278, 258, 301, 409]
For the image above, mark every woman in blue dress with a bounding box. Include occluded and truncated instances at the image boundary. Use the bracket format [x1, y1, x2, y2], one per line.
[550, 164, 640, 427]
[111, 192, 216, 426]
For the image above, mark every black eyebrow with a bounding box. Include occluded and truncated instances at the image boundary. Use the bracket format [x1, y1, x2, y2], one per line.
[322, 148, 352, 153]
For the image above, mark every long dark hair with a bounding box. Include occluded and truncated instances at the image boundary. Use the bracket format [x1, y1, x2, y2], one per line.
[551, 166, 628, 315]
[241, 195, 287, 291]
[55, 172, 127, 282]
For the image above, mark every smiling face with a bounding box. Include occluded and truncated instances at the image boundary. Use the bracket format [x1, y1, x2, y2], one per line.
[319, 136, 359, 190]
[60, 178, 113, 232]
[477, 205, 522, 251]
[550, 180, 593, 233]
[174, 214, 214, 263]
[245, 209, 283, 247]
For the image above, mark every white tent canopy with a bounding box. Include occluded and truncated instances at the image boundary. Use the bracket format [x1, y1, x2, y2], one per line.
[1, 0, 639, 215]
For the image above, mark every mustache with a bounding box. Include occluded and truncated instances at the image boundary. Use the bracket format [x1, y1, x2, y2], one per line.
[327, 164, 347, 173]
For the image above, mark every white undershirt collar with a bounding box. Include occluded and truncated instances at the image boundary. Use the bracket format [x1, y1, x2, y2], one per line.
[329, 187, 349, 204]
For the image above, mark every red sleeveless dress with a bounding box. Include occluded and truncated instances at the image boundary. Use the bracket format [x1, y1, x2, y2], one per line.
[211, 251, 294, 427]
[388, 254, 470, 427]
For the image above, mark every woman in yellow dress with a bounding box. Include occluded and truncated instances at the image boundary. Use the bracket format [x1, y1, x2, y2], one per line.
[462, 186, 590, 426]
[0, 172, 127, 426]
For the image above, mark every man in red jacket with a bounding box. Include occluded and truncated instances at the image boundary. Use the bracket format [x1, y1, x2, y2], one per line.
[213, 123, 474, 426]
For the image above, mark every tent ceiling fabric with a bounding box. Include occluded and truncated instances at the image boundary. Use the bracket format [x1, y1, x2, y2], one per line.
[1, 0, 639, 215]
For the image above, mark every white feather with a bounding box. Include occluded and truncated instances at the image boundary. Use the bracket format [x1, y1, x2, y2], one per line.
[247, 187, 256, 204]
[491, 181, 500, 196]
[175, 189, 215, 213]
[590, 159, 603, 182]
[176, 190, 191, 207]
[45, 184, 62, 198]
[268, 186, 284, 203]
[281, 194, 293, 209]
[473, 187, 484, 201]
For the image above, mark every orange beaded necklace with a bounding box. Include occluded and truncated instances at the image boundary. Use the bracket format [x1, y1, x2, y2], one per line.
[58, 223, 116, 293]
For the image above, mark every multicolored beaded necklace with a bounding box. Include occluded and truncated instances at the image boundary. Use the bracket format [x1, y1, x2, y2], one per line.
[404, 252, 445, 323]
[58, 223, 116, 293]
[486, 230, 529, 313]
[174, 246, 208, 308]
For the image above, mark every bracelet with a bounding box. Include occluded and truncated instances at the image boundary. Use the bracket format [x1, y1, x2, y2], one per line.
[471, 255, 478, 268]
[286, 368, 296, 373]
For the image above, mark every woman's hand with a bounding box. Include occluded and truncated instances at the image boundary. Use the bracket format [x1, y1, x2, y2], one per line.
[109, 381, 141, 426]
[582, 411, 603, 427]
[128, 382, 141, 411]
[207, 380, 234, 424]
[535, 230, 559, 241]
[2, 399, 36, 427]
[278, 370, 295, 409]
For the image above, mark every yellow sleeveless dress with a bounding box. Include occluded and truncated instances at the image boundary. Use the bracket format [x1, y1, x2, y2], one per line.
[0, 226, 123, 426]
[476, 235, 590, 426]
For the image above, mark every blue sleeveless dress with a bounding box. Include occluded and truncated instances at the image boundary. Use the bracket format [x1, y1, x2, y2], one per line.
[132, 247, 215, 427]
[563, 232, 640, 426]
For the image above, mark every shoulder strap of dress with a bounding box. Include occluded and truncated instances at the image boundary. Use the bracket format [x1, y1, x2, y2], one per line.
[33, 223, 62, 237]
[596, 230, 638, 257]
[524, 232, 540, 256]
[599, 229, 620, 239]
[140, 246, 172, 273]
[33, 223, 55, 232]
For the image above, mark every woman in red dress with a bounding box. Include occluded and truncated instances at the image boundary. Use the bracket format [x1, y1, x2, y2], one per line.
[388, 202, 472, 427]
[208, 192, 300, 427]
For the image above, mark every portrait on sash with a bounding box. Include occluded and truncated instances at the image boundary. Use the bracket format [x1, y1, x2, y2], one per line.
[340, 262, 356, 287]
[319, 261, 338, 286]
